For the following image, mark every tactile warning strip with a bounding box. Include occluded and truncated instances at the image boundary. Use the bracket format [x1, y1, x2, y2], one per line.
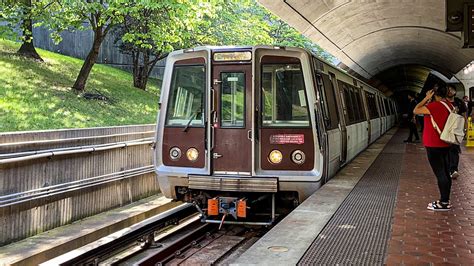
[298, 133, 405, 265]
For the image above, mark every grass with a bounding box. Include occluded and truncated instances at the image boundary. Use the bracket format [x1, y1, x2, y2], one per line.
[0, 39, 160, 132]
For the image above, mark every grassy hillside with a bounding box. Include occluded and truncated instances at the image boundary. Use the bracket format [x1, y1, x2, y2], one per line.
[0, 39, 160, 132]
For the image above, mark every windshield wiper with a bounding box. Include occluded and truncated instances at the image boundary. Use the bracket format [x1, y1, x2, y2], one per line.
[182, 112, 198, 132]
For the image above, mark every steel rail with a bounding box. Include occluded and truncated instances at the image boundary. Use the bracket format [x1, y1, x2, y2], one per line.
[136, 223, 216, 266]
[40, 204, 197, 266]
[0, 166, 154, 208]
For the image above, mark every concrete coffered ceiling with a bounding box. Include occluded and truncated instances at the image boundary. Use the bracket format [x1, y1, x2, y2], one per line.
[258, 0, 474, 93]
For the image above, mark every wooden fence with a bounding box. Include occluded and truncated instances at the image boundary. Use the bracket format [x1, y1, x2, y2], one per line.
[0, 124, 160, 246]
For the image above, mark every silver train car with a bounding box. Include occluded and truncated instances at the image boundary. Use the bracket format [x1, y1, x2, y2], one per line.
[154, 46, 396, 225]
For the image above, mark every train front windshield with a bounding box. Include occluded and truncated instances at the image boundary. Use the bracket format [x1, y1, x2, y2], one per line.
[262, 64, 310, 127]
[165, 65, 206, 127]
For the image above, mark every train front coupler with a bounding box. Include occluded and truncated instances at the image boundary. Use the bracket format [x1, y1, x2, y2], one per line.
[192, 194, 276, 226]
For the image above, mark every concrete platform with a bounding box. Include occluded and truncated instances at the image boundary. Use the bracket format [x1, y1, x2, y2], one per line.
[235, 128, 398, 265]
[0, 195, 180, 266]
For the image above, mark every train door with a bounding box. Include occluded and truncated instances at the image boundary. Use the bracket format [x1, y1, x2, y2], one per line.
[330, 72, 347, 163]
[377, 95, 385, 133]
[361, 88, 371, 145]
[319, 72, 342, 178]
[211, 64, 252, 174]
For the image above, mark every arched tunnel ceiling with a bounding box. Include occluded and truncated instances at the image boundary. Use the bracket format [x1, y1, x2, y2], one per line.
[372, 65, 431, 93]
[258, 0, 474, 93]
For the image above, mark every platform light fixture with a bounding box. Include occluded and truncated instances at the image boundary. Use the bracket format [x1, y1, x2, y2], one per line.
[462, 61, 474, 75]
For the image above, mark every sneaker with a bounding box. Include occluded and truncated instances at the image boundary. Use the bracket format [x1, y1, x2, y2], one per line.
[427, 200, 451, 211]
[451, 171, 459, 179]
[403, 139, 412, 143]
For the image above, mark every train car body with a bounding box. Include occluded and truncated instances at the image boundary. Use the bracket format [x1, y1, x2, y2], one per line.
[154, 46, 396, 225]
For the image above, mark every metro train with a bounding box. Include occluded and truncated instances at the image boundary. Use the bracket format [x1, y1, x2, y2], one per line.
[153, 46, 397, 225]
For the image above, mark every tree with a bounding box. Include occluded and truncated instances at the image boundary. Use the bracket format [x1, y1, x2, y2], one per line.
[0, 0, 54, 61]
[116, 0, 336, 90]
[46, 0, 133, 92]
[115, 1, 215, 90]
[199, 0, 273, 46]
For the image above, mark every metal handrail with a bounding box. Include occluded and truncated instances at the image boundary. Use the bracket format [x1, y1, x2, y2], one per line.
[0, 139, 154, 164]
[0, 130, 155, 147]
[0, 137, 154, 159]
[0, 165, 155, 208]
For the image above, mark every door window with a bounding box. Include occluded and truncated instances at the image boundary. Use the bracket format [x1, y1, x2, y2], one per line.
[220, 72, 245, 128]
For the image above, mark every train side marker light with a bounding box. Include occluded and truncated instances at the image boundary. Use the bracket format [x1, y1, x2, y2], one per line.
[269, 150, 283, 164]
[186, 148, 199, 162]
[237, 199, 247, 218]
[207, 198, 218, 216]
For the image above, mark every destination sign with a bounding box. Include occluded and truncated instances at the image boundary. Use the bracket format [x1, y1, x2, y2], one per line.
[213, 51, 251, 62]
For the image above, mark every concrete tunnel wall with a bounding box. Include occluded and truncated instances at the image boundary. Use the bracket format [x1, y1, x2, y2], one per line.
[258, 0, 474, 97]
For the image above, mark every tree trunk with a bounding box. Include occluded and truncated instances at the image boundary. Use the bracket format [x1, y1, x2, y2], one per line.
[132, 51, 161, 90]
[132, 51, 148, 90]
[17, 0, 43, 61]
[72, 28, 104, 92]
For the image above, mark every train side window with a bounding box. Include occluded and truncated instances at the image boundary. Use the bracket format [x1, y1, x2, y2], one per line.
[321, 74, 339, 130]
[342, 84, 355, 124]
[165, 65, 205, 127]
[373, 94, 379, 118]
[350, 86, 361, 122]
[365, 92, 379, 119]
[378, 96, 385, 116]
[354, 87, 365, 121]
[262, 64, 310, 127]
[384, 98, 391, 115]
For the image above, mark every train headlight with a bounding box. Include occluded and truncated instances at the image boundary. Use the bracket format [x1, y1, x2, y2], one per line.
[169, 147, 181, 161]
[291, 150, 306, 165]
[186, 148, 199, 162]
[268, 150, 283, 164]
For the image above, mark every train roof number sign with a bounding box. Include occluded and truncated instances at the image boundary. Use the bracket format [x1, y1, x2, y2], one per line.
[214, 51, 252, 62]
[270, 134, 305, 144]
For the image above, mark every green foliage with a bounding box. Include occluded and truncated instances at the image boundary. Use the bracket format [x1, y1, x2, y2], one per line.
[116, 0, 336, 65]
[0, 39, 159, 132]
[0, 0, 54, 42]
[43, 0, 128, 43]
[119, 1, 215, 55]
[194, 0, 336, 62]
[198, 0, 273, 46]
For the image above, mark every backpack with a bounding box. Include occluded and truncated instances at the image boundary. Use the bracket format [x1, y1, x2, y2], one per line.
[430, 101, 465, 145]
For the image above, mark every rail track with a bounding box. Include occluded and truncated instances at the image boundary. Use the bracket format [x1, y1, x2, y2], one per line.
[42, 203, 269, 266]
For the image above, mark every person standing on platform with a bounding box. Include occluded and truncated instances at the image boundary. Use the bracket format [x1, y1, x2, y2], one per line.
[446, 86, 467, 179]
[464, 95, 472, 117]
[404, 93, 420, 143]
[414, 86, 453, 211]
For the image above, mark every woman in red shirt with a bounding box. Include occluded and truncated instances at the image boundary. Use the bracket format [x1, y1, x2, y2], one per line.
[414, 86, 453, 211]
